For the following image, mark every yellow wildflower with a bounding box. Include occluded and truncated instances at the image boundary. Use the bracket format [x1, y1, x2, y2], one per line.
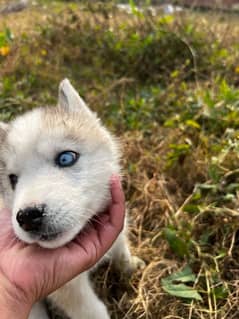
[41, 49, 47, 56]
[0, 46, 10, 56]
[235, 66, 239, 74]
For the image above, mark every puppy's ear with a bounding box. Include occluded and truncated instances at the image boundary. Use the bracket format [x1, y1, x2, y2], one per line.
[58, 79, 92, 115]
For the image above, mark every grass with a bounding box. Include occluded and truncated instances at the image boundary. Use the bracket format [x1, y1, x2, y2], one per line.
[1, 1, 239, 318]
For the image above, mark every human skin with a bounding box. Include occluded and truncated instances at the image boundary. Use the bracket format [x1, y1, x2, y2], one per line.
[0, 175, 125, 319]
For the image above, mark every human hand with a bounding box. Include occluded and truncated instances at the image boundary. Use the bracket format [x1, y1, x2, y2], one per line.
[0, 175, 125, 318]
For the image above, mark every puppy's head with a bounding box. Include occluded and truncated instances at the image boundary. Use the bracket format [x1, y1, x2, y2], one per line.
[0, 79, 120, 248]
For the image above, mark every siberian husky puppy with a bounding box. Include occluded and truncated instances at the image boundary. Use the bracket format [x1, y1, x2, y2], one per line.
[0, 79, 141, 319]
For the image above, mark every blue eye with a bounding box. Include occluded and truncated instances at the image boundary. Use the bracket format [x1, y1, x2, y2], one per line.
[55, 151, 79, 167]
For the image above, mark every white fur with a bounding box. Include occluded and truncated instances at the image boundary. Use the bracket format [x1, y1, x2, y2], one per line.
[0, 79, 134, 319]
[29, 302, 49, 319]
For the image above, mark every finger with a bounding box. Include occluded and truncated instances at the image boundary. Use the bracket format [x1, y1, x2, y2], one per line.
[109, 175, 125, 229]
[90, 176, 125, 246]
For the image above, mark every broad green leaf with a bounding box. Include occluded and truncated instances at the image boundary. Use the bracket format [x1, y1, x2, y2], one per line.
[161, 266, 202, 301]
[161, 280, 202, 301]
[164, 228, 189, 257]
[165, 265, 196, 283]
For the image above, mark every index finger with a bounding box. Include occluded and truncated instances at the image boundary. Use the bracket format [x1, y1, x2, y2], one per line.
[109, 175, 125, 229]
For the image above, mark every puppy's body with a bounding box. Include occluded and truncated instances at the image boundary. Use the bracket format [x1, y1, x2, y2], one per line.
[0, 80, 135, 319]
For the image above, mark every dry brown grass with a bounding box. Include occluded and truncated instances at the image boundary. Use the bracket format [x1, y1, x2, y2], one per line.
[0, 3, 48, 34]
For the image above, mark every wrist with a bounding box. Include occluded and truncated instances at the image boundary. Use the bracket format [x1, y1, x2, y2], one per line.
[0, 273, 32, 319]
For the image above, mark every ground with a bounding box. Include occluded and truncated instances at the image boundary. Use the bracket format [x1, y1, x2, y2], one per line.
[1, 1, 239, 318]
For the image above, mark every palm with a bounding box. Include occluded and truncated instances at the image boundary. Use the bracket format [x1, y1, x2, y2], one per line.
[0, 177, 125, 304]
[0, 215, 100, 301]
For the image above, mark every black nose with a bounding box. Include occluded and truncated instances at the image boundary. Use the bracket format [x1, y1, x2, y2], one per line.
[16, 206, 45, 232]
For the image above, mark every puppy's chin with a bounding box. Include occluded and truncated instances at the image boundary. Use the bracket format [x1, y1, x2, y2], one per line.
[37, 228, 80, 249]
[13, 222, 82, 249]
